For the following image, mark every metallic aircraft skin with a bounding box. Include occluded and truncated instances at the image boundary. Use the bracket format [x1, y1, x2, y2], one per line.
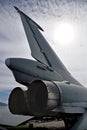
[0, 102, 30, 126]
[3, 6, 87, 129]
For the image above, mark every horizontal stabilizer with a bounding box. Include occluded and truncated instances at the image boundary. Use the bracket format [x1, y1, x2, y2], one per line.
[0, 104, 31, 126]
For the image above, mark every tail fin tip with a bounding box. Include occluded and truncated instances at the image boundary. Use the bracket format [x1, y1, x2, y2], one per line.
[14, 6, 44, 32]
[14, 6, 19, 11]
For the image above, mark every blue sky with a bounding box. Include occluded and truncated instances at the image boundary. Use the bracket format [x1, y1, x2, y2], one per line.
[0, 0, 87, 102]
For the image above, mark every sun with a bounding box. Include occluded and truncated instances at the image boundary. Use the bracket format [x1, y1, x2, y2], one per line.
[53, 22, 75, 46]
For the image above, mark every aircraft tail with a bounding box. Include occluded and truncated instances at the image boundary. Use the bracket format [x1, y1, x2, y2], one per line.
[14, 6, 67, 71]
[14, 6, 81, 85]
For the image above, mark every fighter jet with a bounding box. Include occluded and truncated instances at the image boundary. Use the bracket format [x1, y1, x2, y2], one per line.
[4, 6, 87, 130]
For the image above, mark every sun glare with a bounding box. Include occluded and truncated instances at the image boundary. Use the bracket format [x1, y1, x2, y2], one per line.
[53, 22, 75, 46]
